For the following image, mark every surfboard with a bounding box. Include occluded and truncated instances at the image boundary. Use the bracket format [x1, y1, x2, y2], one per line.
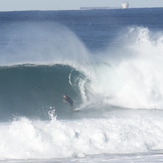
[73, 107, 80, 111]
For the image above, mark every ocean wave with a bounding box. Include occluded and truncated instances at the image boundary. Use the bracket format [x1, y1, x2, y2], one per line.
[1, 23, 163, 121]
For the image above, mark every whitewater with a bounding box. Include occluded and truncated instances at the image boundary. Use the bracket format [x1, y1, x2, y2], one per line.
[0, 9, 163, 162]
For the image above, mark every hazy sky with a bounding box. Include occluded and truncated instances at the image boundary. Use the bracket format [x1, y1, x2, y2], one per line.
[0, 0, 163, 11]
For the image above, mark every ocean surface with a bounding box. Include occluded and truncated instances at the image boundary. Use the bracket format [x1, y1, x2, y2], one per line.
[0, 8, 163, 162]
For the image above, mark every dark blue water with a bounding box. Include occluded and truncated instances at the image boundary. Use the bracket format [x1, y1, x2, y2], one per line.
[0, 8, 163, 51]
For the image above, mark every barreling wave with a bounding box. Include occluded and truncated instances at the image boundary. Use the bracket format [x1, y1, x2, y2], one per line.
[1, 22, 163, 121]
[0, 64, 89, 121]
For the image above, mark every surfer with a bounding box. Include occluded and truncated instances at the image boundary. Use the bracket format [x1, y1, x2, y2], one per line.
[63, 94, 73, 108]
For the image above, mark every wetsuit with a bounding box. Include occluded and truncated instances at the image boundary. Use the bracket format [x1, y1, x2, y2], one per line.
[63, 95, 73, 107]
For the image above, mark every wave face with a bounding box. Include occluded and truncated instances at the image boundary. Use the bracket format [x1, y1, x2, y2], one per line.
[0, 20, 90, 121]
[0, 64, 88, 121]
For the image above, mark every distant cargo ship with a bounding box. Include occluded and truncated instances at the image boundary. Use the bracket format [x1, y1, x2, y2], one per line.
[121, 2, 129, 9]
[80, 2, 129, 10]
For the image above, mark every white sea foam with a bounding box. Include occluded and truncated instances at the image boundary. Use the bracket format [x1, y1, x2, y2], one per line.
[0, 110, 163, 160]
[87, 27, 163, 109]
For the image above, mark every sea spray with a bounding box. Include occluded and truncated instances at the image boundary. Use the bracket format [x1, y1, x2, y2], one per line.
[0, 21, 89, 66]
[48, 107, 57, 121]
[87, 27, 163, 109]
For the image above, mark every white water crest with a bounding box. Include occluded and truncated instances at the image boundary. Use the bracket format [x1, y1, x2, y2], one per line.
[87, 27, 163, 109]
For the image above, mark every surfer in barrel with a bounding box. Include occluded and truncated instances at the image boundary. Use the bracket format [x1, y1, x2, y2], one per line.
[63, 94, 73, 108]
